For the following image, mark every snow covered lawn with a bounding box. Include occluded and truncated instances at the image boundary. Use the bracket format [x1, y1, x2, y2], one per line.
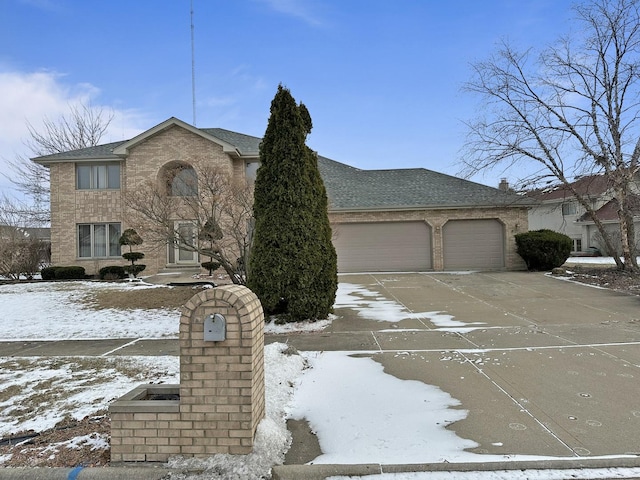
[1, 279, 640, 479]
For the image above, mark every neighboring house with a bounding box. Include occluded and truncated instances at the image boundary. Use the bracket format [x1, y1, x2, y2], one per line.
[527, 175, 640, 254]
[576, 194, 640, 255]
[0, 224, 51, 267]
[32, 117, 535, 276]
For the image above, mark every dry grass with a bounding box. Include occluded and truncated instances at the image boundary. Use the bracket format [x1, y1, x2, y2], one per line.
[0, 412, 111, 467]
[81, 284, 208, 311]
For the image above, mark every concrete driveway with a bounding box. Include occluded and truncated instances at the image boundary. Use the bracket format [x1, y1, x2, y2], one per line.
[278, 271, 640, 462]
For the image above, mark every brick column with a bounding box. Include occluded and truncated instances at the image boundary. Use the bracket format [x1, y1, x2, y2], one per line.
[179, 285, 265, 455]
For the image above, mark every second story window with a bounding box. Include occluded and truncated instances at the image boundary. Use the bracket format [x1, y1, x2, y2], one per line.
[170, 166, 198, 196]
[245, 161, 260, 183]
[77, 163, 120, 190]
[561, 202, 577, 216]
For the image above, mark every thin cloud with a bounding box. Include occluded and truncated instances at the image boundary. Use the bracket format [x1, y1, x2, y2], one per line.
[256, 0, 325, 26]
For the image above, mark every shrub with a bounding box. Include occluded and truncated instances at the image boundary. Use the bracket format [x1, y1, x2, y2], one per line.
[515, 229, 572, 271]
[41, 265, 86, 280]
[201, 261, 221, 276]
[99, 265, 126, 280]
[249, 85, 337, 321]
[40, 266, 58, 280]
[119, 229, 145, 278]
[124, 264, 146, 277]
[122, 252, 145, 263]
[54, 266, 86, 279]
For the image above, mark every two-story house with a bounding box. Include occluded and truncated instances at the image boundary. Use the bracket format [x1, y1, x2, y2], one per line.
[32, 117, 535, 276]
[527, 175, 640, 255]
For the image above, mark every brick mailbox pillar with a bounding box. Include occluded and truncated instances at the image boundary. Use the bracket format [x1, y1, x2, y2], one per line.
[179, 284, 265, 455]
[110, 284, 265, 462]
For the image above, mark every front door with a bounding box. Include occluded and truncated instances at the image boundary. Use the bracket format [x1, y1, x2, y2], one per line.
[168, 223, 198, 265]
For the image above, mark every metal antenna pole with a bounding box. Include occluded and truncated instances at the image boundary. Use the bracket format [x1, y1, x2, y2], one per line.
[190, 0, 197, 126]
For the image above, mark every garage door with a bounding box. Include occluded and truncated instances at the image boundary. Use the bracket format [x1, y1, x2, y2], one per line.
[333, 222, 432, 273]
[443, 219, 504, 270]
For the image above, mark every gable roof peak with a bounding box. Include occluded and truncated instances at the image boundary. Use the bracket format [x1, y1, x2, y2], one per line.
[112, 117, 242, 156]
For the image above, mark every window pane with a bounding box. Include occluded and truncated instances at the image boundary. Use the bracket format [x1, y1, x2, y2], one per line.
[109, 223, 121, 257]
[246, 161, 260, 182]
[172, 168, 197, 196]
[78, 225, 92, 257]
[107, 164, 120, 189]
[94, 165, 108, 189]
[77, 166, 91, 189]
[94, 224, 107, 257]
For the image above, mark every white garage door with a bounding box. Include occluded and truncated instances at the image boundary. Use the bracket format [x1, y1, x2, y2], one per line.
[333, 222, 432, 273]
[443, 219, 504, 270]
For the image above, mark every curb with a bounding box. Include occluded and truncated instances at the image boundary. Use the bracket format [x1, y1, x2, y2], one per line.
[272, 457, 640, 480]
[0, 466, 175, 480]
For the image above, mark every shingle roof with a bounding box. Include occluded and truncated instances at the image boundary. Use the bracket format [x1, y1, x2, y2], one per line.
[32, 121, 534, 211]
[527, 175, 610, 201]
[317, 158, 534, 210]
[577, 194, 640, 222]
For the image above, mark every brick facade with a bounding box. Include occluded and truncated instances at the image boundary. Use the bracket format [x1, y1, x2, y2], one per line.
[330, 206, 529, 271]
[44, 119, 529, 275]
[49, 125, 243, 275]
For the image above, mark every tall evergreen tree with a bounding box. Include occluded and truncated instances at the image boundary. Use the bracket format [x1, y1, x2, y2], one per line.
[249, 85, 337, 321]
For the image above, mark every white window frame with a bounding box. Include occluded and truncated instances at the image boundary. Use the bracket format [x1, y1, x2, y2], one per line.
[78, 223, 122, 258]
[562, 202, 577, 216]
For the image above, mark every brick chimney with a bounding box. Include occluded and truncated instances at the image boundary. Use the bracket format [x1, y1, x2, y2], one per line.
[498, 178, 510, 191]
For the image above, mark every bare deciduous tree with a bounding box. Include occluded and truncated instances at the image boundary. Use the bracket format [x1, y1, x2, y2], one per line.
[462, 0, 640, 270]
[124, 162, 254, 284]
[0, 209, 49, 280]
[3, 103, 113, 226]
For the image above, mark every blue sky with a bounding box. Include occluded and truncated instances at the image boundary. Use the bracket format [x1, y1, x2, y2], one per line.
[0, 0, 575, 194]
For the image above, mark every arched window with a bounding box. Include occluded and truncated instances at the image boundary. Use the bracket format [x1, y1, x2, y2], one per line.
[161, 162, 198, 197]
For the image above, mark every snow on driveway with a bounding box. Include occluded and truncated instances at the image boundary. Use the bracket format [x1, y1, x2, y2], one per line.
[1, 278, 639, 479]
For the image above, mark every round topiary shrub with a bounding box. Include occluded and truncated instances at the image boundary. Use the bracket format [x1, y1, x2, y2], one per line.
[123, 264, 146, 277]
[515, 229, 572, 271]
[201, 261, 221, 276]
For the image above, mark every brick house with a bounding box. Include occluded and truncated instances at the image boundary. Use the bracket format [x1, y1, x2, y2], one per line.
[32, 117, 534, 276]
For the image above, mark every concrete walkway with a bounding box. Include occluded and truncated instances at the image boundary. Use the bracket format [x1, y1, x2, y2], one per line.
[2, 271, 640, 479]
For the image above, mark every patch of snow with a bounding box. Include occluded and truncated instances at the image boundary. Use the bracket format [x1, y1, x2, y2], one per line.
[287, 351, 477, 464]
[0, 355, 179, 436]
[264, 316, 333, 334]
[335, 283, 484, 331]
[167, 342, 307, 479]
[0, 281, 179, 339]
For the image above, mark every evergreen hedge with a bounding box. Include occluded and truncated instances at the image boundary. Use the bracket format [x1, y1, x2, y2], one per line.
[41, 266, 86, 280]
[515, 229, 572, 271]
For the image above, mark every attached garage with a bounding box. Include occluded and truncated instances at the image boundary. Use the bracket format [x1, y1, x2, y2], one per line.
[333, 222, 432, 273]
[442, 219, 505, 270]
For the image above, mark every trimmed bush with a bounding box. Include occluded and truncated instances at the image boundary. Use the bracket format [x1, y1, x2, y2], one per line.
[201, 261, 221, 276]
[119, 229, 145, 278]
[124, 264, 146, 277]
[122, 252, 145, 263]
[40, 266, 58, 280]
[99, 265, 127, 280]
[41, 266, 86, 280]
[515, 229, 572, 271]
